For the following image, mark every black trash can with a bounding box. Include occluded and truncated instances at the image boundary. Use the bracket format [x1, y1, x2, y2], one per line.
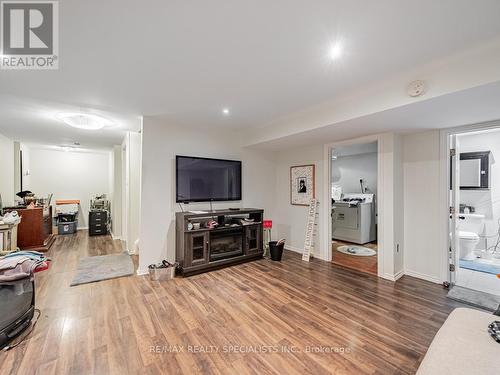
[269, 241, 284, 261]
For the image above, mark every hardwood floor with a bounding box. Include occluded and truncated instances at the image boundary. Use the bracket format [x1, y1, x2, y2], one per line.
[0, 231, 466, 375]
[332, 240, 378, 275]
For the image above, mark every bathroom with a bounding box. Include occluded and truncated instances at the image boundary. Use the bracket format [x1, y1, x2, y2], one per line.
[330, 141, 378, 275]
[452, 128, 500, 296]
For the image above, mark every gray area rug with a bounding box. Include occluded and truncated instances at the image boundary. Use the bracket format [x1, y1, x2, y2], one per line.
[447, 286, 500, 312]
[70, 252, 134, 286]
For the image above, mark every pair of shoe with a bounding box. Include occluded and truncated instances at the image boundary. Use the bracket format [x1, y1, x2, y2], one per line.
[488, 321, 500, 343]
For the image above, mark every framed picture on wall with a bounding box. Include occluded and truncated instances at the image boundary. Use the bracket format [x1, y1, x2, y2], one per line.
[290, 164, 315, 205]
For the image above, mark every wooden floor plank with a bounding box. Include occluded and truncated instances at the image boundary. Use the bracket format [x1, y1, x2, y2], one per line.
[0, 231, 467, 375]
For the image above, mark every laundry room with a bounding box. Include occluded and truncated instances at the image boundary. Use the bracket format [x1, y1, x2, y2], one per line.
[331, 141, 378, 275]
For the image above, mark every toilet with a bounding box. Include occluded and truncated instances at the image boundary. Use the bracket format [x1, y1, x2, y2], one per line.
[456, 214, 485, 260]
[458, 231, 480, 260]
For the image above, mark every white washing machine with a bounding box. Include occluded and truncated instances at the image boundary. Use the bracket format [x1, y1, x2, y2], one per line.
[332, 193, 376, 244]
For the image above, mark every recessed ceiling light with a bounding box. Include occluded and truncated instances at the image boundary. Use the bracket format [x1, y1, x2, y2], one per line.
[222, 108, 230, 116]
[329, 42, 343, 60]
[56, 113, 114, 130]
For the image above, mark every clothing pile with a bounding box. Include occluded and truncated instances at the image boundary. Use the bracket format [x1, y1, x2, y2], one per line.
[0, 251, 50, 283]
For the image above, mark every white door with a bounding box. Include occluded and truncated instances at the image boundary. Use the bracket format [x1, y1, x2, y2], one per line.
[449, 134, 460, 286]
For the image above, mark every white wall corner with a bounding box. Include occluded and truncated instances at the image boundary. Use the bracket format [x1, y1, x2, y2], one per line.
[381, 270, 404, 282]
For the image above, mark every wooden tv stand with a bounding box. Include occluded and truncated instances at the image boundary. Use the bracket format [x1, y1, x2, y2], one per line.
[176, 208, 264, 276]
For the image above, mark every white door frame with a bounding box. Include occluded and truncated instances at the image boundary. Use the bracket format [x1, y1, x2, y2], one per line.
[439, 119, 500, 283]
[121, 139, 129, 251]
[322, 134, 384, 277]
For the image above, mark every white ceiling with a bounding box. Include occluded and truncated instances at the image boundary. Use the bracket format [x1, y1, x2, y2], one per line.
[0, 94, 140, 149]
[249, 80, 500, 150]
[1, 0, 500, 148]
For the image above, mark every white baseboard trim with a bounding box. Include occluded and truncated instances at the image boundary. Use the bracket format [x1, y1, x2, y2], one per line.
[381, 270, 405, 282]
[284, 245, 329, 261]
[394, 269, 405, 281]
[284, 245, 303, 254]
[136, 268, 148, 276]
[111, 232, 121, 241]
[77, 227, 88, 230]
[404, 270, 442, 284]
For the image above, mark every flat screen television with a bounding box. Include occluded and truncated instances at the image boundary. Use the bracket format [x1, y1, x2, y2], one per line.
[176, 156, 242, 202]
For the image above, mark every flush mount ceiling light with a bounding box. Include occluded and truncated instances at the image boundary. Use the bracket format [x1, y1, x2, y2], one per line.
[56, 113, 114, 130]
[222, 108, 230, 116]
[329, 42, 343, 61]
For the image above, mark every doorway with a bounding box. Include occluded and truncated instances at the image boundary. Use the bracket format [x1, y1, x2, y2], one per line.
[330, 141, 378, 275]
[448, 127, 500, 296]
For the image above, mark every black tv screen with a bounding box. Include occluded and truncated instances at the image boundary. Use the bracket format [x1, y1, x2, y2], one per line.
[176, 156, 242, 202]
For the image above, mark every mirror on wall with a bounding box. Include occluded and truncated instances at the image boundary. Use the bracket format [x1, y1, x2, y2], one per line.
[460, 151, 491, 190]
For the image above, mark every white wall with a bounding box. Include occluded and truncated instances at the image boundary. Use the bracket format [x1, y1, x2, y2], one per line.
[0, 133, 15, 206]
[273, 133, 403, 282]
[380, 133, 404, 279]
[138, 121, 427, 283]
[332, 151, 378, 197]
[125, 131, 142, 253]
[458, 130, 500, 250]
[403, 130, 443, 283]
[393, 135, 405, 275]
[111, 145, 122, 238]
[28, 147, 111, 228]
[20, 143, 31, 191]
[274, 145, 325, 257]
[139, 117, 277, 273]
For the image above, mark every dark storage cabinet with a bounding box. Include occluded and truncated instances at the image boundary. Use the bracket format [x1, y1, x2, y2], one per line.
[89, 211, 108, 236]
[245, 224, 262, 255]
[185, 232, 209, 267]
